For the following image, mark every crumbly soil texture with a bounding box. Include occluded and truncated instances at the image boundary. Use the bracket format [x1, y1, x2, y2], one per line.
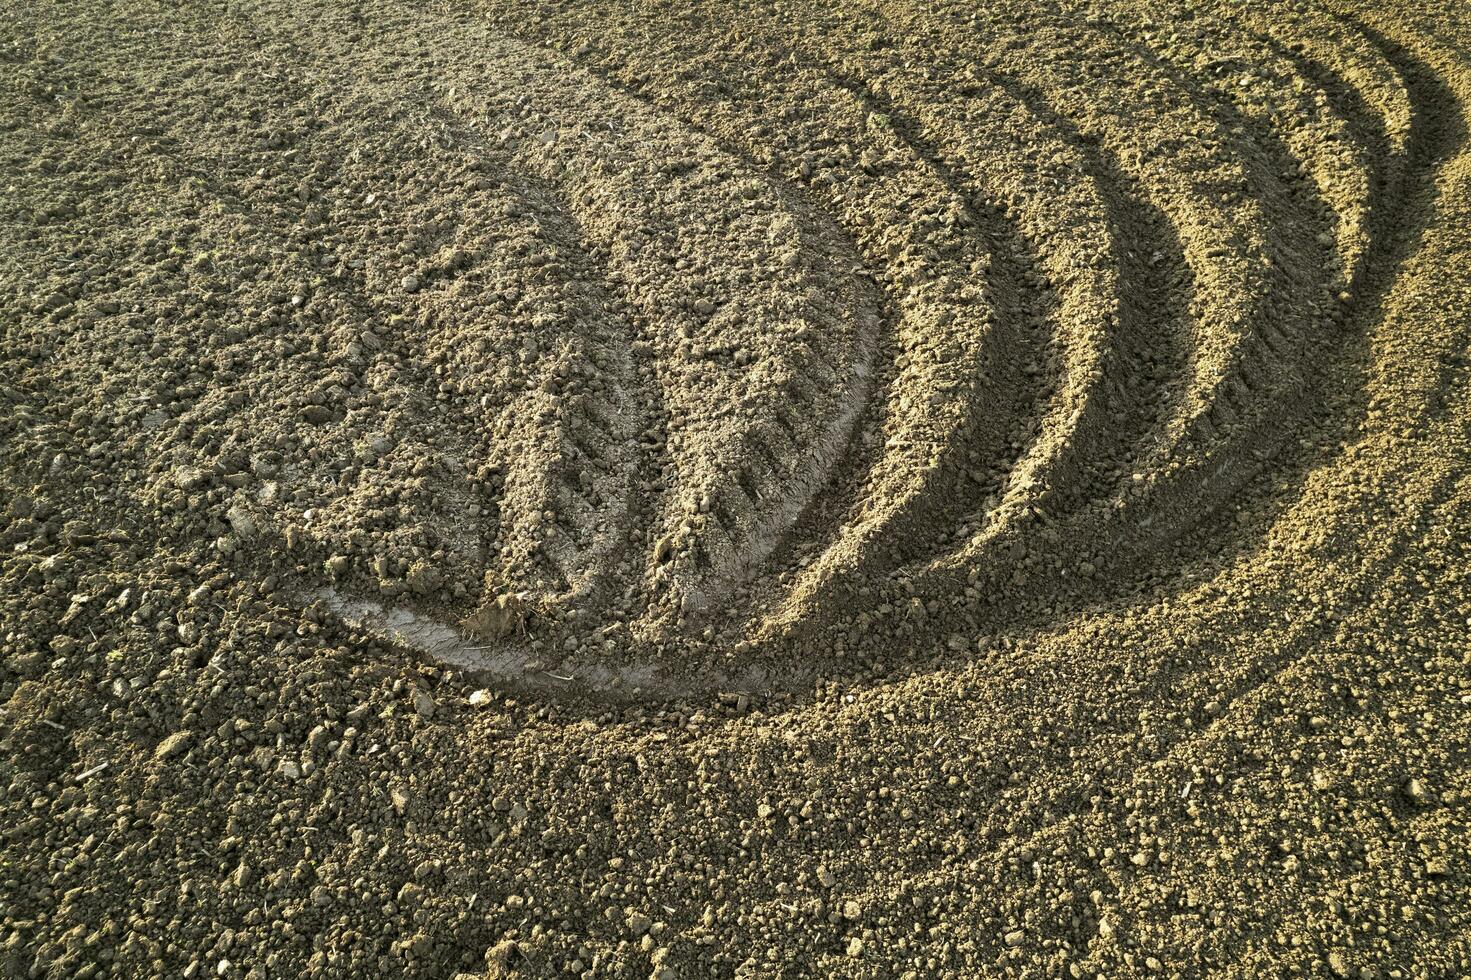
[2, 0, 1469, 976]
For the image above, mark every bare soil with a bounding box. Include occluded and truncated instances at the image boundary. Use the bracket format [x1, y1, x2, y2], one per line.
[1, 0, 1468, 977]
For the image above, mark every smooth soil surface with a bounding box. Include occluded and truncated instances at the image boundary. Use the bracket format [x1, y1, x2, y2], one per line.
[2, 0, 1468, 976]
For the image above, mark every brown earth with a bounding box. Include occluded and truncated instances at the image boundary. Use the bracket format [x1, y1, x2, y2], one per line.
[1, 0, 1468, 976]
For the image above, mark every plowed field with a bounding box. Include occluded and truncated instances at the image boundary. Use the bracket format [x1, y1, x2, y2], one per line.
[2, 0, 1468, 976]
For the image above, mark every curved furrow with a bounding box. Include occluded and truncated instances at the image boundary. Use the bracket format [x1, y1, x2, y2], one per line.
[625, 5, 1185, 635]
[764, 60, 1178, 632]
[1059, 6, 1427, 558]
[844, 28, 1208, 522]
[411, 164, 647, 612]
[404, 36, 883, 637]
[1116, 3, 1405, 316]
[859, 8, 1344, 599]
[987, 10, 1325, 456]
[74, 0, 1455, 681]
[762, 69, 1079, 634]
[747, 1, 1335, 612]
[466, 0, 1421, 651]
[1265, 4, 1416, 160]
[502, 15, 1053, 639]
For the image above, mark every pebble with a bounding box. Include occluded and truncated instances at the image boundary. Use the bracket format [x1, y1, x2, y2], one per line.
[154, 731, 192, 760]
[401, 274, 421, 293]
[225, 505, 257, 540]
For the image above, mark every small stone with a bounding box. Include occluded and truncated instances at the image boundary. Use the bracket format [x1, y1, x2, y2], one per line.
[225, 505, 257, 540]
[301, 404, 332, 425]
[1403, 778, 1429, 803]
[627, 912, 652, 936]
[468, 689, 493, 707]
[413, 690, 435, 721]
[401, 274, 421, 293]
[155, 731, 192, 760]
[1004, 929, 1025, 948]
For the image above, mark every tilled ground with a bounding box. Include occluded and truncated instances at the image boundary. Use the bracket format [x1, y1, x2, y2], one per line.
[1, 0, 1468, 977]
